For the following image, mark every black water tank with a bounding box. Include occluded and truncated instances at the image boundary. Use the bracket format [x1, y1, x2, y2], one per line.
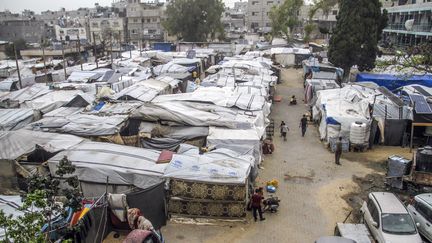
[416, 146, 432, 172]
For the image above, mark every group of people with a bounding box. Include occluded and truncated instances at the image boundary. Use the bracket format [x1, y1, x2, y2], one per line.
[279, 114, 309, 141]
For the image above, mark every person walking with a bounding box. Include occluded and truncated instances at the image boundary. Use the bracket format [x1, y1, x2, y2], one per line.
[251, 188, 265, 222]
[280, 122, 289, 141]
[280, 121, 286, 136]
[335, 137, 343, 165]
[299, 115, 308, 137]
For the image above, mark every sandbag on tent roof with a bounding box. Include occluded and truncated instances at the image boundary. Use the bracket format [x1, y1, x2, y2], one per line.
[0, 109, 41, 131]
[0, 130, 84, 160]
[356, 73, 432, 90]
[47, 141, 166, 193]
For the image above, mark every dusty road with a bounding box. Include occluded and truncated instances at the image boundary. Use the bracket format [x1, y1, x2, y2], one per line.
[161, 68, 410, 243]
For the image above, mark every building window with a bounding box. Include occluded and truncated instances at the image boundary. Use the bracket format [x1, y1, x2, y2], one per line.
[252, 1, 259, 5]
[92, 22, 98, 28]
[113, 21, 119, 27]
[134, 18, 138, 23]
[267, 1, 273, 5]
[332, 10, 338, 15]
[252, 12, 259, 16]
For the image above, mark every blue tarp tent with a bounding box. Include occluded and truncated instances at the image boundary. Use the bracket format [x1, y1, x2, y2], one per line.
[356, 73, 432, 91]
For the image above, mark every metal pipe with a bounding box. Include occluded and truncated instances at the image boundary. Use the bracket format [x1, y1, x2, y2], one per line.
[77, 35, 83, 71]
[41, 38, 48, 83]
[61, 37, 67, 80]
[92, 32, 98, 68]
[13, 43, 22, 89]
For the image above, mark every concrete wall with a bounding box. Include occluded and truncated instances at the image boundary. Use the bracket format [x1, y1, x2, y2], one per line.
[0, 20, 46, 43]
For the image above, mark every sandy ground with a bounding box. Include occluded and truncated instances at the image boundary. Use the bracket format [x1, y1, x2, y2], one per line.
[110, 68, 414, 243]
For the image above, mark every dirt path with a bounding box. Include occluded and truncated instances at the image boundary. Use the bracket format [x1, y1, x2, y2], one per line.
[161, 68, 395, 243]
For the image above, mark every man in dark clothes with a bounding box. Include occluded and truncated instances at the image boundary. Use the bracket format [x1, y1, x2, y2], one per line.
[299, 115, 308, 137]
[251, 188, 265, 222]
[335, 137, 342, 165]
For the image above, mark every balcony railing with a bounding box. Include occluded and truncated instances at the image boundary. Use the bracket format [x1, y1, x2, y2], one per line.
[385, 23, 432, 32]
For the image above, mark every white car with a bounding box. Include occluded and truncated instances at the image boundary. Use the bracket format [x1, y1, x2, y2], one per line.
[407, 193, 432, 242]
[360, 192, 423, 243]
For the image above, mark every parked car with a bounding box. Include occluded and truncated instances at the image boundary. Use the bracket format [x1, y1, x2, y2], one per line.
[360, 192, 422, 243]
[315, 236, 356, 243]
[407, 193, 432, 242]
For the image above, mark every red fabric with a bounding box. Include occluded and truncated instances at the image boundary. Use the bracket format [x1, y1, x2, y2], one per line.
[157, 150, 174, 164]
[123, 229, 152, 243]
[251, 193, 263, 208]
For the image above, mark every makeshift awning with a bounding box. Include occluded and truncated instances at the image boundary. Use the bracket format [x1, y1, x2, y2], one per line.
[48, 141, 166, 189]
[0, 130, 84, 160]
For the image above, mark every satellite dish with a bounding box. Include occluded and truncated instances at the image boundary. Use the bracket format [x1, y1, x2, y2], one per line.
[405, 19, 414, 31]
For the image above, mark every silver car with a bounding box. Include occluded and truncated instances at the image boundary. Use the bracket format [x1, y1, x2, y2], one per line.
[360, 192, 423, 243]
[407, 193, 432, 242]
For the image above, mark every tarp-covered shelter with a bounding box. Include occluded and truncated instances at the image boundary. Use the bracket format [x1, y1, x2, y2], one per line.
[356, 73, 432, 91]
[0, 109, 41, 131]
[164, 144, 252, 218]
[48, 141, 166, 196]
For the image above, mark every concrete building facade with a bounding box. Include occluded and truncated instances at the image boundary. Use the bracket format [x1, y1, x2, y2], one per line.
[0, 19, 47, 43]
[222, 2, 247, 37]
[89, 17, 127, 44]
[382, 0, 432, 46]
[246, 0, 283, 33]
[126, 0, 166, 45]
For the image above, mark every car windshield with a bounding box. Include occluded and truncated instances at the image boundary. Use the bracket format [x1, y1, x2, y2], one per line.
[381, 213, 417, 235]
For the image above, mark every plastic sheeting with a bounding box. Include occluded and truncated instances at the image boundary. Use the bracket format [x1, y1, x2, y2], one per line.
[0, 109, 40, 131]
[28, 114, 128, 136]
[22, 90, 84, 114]
[207, 127, 262, 165]
[0, 130, 84, 160]
[356, 73, 432, 90]
[163, 145, 252, 184]
[153, 63, 191, 76]
[48, 141, 166, 189]
[0, 84, 51, 106]
[153, 87, 267, 111]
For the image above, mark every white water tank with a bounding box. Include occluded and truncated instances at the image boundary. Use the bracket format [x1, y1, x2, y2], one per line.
[350, 121, 368, 145]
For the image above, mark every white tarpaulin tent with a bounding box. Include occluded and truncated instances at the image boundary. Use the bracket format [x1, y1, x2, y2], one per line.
[48, 141, 166, 196]
[163, 145, 252, 184]
[0, 130, 84, 160]
[22, 90, 84, 114]
[207, 127, 262, 165]
[0, 109, 40, 131]
[28, 114, 128, 136]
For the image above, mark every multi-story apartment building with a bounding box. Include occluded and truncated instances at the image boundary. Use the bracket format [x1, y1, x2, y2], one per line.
[382, 0, 432, 46]
[222, 2, 247, 34]
[126, 0, 166, 45]
[0, 19, 48, 43]
[298, 4, 338, 39]
[246, 0, 283, 33]
[89, 17, 127, 44]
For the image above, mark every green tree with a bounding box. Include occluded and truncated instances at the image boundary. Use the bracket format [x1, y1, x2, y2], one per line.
[304, 0, 338, 41]
[269, 0, 303, 41]
[163, 0, 225, 42]
[0, 156, 82, 242]
[328, 0, 388, 80]
[5, 39, 27, 59]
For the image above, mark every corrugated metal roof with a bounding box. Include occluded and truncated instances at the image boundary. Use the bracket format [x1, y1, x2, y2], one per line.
[0, 109, 37, 131]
